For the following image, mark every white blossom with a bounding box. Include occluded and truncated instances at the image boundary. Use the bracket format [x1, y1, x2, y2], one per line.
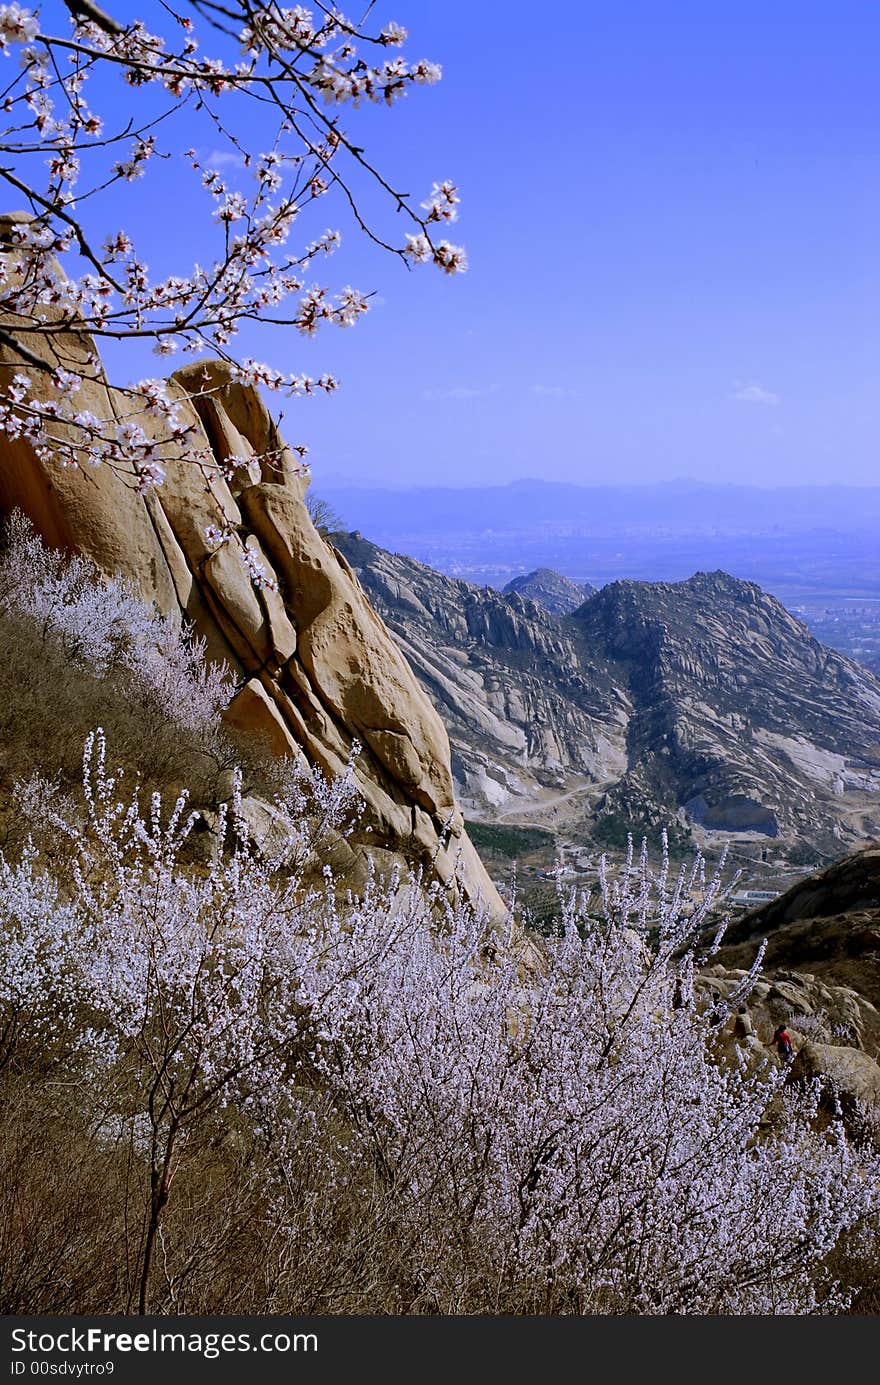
[403, 232, 432, 264]
[0, 2, 464, 548]
[381, 22, 408, 47]
[0, 4, 38, 50]
[51, 368, 82, 397]
[433, 239, 468, 274]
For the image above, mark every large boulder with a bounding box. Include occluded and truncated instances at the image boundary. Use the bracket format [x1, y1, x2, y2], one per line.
[0, 223, 505, 923]
[791, 1040, 880, 1138]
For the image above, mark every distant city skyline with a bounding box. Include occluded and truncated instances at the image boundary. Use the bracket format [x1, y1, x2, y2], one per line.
[99, 1, 880, 490]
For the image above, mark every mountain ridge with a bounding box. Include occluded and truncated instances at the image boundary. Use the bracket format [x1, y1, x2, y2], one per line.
[331, 535, 880, 861]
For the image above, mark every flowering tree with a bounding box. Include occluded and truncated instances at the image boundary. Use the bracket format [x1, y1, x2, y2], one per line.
[0, 2, 463, 496]
[302, 842, 879, 1314]
[3, 726, 374, 1311]
[4, 725, 878, 1313]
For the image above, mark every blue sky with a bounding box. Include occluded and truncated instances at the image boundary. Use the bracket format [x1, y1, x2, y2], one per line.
[88, 2, 880, 488]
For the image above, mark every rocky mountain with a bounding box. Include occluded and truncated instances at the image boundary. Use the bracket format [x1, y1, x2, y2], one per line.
[332, 535, 880, 860]
[702, 846, 880, 1138]
[0, 219, 505, 923]
[332, 530, 630, 816]
[575, 572, 880, 853]
[502, 568, 596, 616]
[717, 845, 880, 1012]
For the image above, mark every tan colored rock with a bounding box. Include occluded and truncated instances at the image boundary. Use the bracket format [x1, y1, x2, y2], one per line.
[173, 359, 306, 489]
[791, 1040, 880, 1124]
[241, 481, 458, 823]
[700, 965, 880, 1061]
[0, 333, 182, 616]
[225, 679, 306, 762]
[0, 254, 504, 922]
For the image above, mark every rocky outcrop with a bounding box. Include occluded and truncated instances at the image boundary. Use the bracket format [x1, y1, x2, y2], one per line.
[717, 846, 880, 1011]
[332, 532, 631, 815]
[702, 963, 880, 1061]
[697, 962, 880, 1139]
[0, 232, 504, 921]
[791, 1041, 880, 1124]
[502, 568, 596, 616]
[705, 847, 880, 1137]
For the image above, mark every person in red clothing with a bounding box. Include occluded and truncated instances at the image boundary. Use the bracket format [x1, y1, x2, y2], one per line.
[767, 1023, 794, 1065]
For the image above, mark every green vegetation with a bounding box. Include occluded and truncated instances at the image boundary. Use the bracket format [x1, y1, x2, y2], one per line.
[464, 820, 555, 859]
[592, 812, 692, 856]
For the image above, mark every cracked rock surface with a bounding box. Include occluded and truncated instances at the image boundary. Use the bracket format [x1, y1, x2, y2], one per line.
[0, 305, 504, 921]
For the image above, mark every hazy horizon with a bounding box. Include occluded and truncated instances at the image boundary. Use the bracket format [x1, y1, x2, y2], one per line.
[315, 474, 880, 494]
[314, 476, 880, 622]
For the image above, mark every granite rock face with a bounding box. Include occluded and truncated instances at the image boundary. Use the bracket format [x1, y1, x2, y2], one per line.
[332, 532, 631, 815]
[502, 567, 596, 616]
[0, 272, 504, 920]
[575, 574, 880, 852]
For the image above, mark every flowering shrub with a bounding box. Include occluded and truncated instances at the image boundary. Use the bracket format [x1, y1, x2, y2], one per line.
[1, 732, 878, 1314]
[299, 844, 879, 1314]
[0, 512, 245, 834]
[0, 509, 232, 731]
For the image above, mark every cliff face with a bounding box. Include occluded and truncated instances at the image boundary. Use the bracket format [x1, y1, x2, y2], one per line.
[0, 287, 504, 921]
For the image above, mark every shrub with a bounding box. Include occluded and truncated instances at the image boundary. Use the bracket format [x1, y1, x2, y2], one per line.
[464, 819, 555, 859]
[1, 745, 878, 1315]
[0, 513, 244, 840]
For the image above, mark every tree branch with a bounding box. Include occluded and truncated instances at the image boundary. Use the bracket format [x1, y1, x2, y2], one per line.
[61, 0, 124, 37]
[0, 325, 54, 371]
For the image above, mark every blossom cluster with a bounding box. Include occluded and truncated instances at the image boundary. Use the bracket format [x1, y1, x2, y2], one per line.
[0, 4, 38, 51]
[0, 4, 465, 599]
[0, 4, 466, 516]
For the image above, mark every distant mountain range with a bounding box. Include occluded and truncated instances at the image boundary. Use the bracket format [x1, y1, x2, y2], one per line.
[319, 479, 880, 538]
[316, 479, 880, 605]
[332, 533, 880, 862]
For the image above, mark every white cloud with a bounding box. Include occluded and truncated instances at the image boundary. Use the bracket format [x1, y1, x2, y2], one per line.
[206, 149, 248, 169]
[423, 385, 491, 401]
[732, 382, 779, 405]
[532, 384, 568, 398]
